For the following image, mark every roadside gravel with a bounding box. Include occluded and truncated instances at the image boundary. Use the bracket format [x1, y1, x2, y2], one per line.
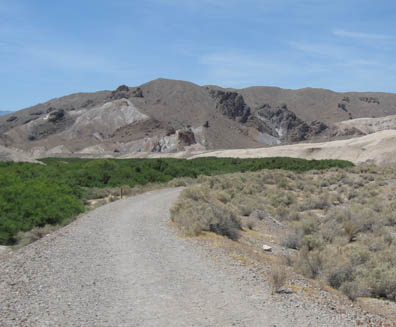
[0, 188, 389, 326]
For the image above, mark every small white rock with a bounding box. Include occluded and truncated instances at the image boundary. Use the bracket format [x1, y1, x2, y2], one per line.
[262, 245, 272, 252]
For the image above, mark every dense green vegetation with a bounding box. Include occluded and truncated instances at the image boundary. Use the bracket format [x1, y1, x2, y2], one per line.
[0, 157, 353, 245]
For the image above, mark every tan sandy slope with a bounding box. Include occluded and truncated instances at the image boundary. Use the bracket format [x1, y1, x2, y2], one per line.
[335, 114, 396, 135]
[188, 130, 396, 166]
[0, 145, 41, 163]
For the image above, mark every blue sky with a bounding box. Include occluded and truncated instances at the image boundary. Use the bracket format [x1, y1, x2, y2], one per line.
[1, 0, 396, 111]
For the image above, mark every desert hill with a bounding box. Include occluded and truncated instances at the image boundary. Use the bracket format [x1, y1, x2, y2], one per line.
[188, 130, 396, 166]
[334, 114, 396, 135]
[2, 78, 396, 160]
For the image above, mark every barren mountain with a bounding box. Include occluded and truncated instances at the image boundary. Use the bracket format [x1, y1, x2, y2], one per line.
[2, 78, 396, 159]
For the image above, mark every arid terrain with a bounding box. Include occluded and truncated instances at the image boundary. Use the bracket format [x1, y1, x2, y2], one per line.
[170, 166, 396, 325]
[2, 80, 396, 325]
[1, 188, 394, 326]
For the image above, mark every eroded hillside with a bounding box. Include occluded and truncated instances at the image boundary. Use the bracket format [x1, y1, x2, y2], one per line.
[2, 79, 396, 159]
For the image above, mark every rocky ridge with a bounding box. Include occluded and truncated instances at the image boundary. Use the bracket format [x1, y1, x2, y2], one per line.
[2, 78, 396, 159]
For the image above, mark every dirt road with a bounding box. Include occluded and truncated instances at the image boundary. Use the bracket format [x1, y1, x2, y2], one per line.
[0, 188, 369, 326]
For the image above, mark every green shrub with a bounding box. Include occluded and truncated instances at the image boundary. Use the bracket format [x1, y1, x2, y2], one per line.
[0, 179, 84, 244]
[0, 157, 354, 245]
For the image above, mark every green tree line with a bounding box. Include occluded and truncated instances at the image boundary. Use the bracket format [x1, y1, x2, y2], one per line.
[0, 157, 353, 244]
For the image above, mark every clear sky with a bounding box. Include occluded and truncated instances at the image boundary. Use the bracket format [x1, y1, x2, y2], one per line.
[1, 0, 396, 111]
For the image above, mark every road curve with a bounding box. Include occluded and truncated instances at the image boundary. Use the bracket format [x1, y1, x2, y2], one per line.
[0, 188, 362, 326]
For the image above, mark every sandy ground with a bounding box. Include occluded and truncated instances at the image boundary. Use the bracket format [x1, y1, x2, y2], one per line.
[188, 130, 396, 165]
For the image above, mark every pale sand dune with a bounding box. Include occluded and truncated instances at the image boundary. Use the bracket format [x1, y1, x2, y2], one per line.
[336, 114, 396, 134]
[0, 145, 41, 163]
[189, 130, 396, 166]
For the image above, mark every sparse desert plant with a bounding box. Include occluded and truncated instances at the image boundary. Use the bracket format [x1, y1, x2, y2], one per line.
[285, 206, 300, 221]
[326, 259, 355, 289]
[85, 187, 109, 200]
[363, 264, 396, 301]
[168, 162, 396, 305]
[182, 185, 206, 201]
[296, 249, 324, 279]
[283, 230, 302, 249]
[282, 253, 295, 266]
[270, 266, 287, 294]
[244, 218, 256, 230]
[269, 191, 295, 207]
[300, 215, 320, 235]
[347, 190, 359, 200]
[214, 190, 232, 204]
[340, 280, 369, 301]
[167, 177, 194, 187]
[301, 234, 323, 251]
[274, 206, 289, 221]
[255, 210, 267, 220]
[170, 188, 241, 240]
[343, 220, 360, 242]
[276, 176, 290, 189]
[311, 193, 331, 210]
[320, 221, 341, 243]
[15, 224, 59, 248]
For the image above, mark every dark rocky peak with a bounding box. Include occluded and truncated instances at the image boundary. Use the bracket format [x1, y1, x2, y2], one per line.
[177, 128, 196, 146]
[132, 87, 144, 98]
[116, 85, 129, 92]
[359, 96, 380, 104]
[110, 85, 144, 100]
[166, 127, 176, 136]
[309, 120, 328, 134]
[256, 104, 328, 142]
[338, 103, 348, 112]
[256, 104, 298, 126]
[48, 109, 65, 123]
[209, 90, 251, 122]
[6, 116, 17, 122]
[81, 99, 95, 108]
[28, 109, 74, 141]
[111, 85, 130, 100]
[342, 96, 350, 103]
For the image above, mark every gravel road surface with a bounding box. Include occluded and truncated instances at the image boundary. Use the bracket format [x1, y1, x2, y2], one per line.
[0, 188, 381, 326]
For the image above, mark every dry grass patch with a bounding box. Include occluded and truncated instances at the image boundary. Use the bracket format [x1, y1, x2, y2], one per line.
[270, 266, 288, 294]
[171, 165, 396, 306]
[170, 186, 242, 240]
[14, 224, 60, 248]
